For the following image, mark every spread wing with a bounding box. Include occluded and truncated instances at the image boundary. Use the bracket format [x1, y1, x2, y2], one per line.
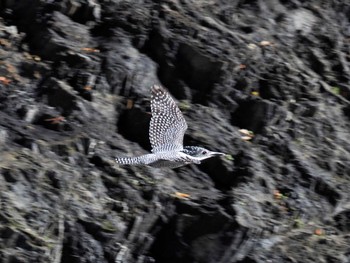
[149, 85, 188, 153]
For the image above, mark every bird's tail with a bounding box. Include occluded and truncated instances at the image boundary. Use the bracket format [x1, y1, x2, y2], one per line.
[115, 156, 143, 165]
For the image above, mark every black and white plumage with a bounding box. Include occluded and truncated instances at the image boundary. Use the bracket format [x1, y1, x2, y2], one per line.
[115, 85, 224, 168]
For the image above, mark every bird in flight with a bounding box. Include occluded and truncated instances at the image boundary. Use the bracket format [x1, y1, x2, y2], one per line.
[115, 85, 225, 168]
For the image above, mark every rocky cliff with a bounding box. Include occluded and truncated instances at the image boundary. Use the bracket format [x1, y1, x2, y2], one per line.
[0, 1, 349, 262]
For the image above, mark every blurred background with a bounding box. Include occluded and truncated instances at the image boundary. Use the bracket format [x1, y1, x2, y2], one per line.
[0, 1, 349, 262]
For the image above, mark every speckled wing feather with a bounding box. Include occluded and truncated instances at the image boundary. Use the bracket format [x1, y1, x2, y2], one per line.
[149, 85, 188, 153]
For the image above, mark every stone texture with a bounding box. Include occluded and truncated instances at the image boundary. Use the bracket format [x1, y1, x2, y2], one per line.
[0, 1, 350, 263]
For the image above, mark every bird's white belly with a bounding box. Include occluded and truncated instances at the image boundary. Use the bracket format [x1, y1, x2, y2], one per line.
[147, 151, 191, 168]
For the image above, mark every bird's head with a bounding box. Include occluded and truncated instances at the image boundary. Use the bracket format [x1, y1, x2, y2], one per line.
[182, 146, 225, 161]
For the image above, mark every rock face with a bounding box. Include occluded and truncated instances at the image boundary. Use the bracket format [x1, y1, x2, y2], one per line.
[0, 1, 350, 263]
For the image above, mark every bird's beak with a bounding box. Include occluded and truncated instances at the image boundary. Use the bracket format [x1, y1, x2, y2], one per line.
[210, 152, 225, 156]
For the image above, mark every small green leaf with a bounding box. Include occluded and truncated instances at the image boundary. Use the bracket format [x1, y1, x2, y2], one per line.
[225, 154, 234, 161]
[178, 100, 191, 111]
[331, 86, 340, 95]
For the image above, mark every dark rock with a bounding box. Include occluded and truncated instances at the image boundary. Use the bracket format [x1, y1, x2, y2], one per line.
[0, 1, 350, 263]
[40, 78, 79, 115]
[231, 98, 277, 134]
[333, 207, 350, 232]
[117, 107, 152, 151]
[16, 104, 39, 123]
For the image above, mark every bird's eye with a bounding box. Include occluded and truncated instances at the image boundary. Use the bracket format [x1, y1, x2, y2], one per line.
[202, 150, 207, 155]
